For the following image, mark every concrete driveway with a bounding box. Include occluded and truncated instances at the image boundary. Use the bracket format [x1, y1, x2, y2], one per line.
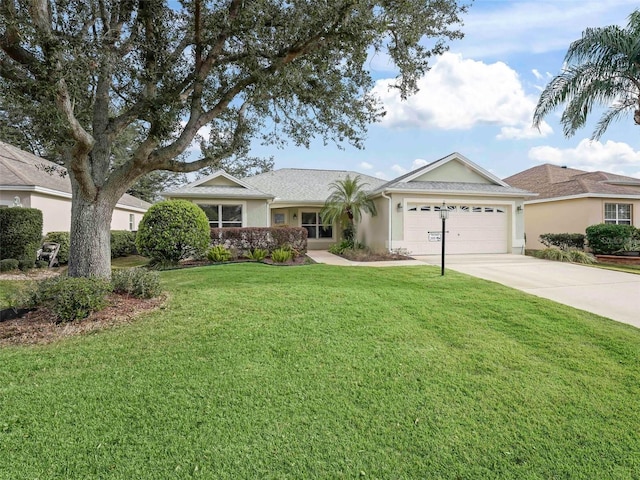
[415, 254, 640, 329]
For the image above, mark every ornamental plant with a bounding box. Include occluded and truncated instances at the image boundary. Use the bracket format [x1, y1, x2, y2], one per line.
[136, 200, 210, 265]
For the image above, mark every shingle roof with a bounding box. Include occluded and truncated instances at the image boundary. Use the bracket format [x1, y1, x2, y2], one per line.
[164, 185, 274, 199]
[373, 181, 534, 196]
[0, 141, 151, 210]
[243, 168, 386, 202]
[504, 164, 640, 200]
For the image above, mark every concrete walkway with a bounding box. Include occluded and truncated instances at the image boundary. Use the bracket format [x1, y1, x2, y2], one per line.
[307, 251, 640, 328]
[306, 250, 427, 267]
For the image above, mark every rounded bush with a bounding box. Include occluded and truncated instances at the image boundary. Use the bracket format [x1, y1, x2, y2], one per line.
[111, 230, 138, 258]
[585, 224, 638, 255]
[136, 200, 210, 264]
[0, 258, 19, 272]
[0, 208, 43, 265]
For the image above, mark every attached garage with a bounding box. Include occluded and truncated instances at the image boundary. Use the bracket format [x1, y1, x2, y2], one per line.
[404, 203, 508, 254]
[359, 153, 536, 256]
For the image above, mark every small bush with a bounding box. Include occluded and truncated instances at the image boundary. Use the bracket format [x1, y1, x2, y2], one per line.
[35, 260, 49, 269]
[16, 276, 111, 322]
[43, 232, 70, 264]
[210, 227, 308, 256]
[0, 258, 19, 272]
[111, 231, 138, 258]
[329, 240, 353, 255]
[539, 233, 585, 251]
[585, 224, 638, 255]
[534, 248, 570, 262]
[0, 207, 42, 265]
[207, 245, 232, 263]
[566, 249, 597, 264]
[271, 247, 293, 263]
[246, 248, 268, 261]
[136, 200, 210, 265]
[111, 269, 161, 299]
[18, 257, 34, 271]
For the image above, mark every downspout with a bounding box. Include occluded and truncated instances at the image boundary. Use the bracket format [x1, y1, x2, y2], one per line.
[266, 199, 272, 226]
[381, 191, 392, 252]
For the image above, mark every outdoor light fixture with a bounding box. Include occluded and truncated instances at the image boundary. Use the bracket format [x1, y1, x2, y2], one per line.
[293, 213, 297, 220]
[397, 202, 403, 211]
[516, 205, 523, 213]
[439, 202, 449, 276]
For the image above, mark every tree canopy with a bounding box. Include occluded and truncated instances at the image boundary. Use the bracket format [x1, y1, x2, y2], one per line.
[533, 9, 640, 139]
[0, 0, 467, 278]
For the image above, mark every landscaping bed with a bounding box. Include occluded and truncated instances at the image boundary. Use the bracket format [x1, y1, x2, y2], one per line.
[595, 254, 640, 266]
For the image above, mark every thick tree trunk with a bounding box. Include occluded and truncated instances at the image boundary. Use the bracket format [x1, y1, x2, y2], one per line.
[67, 185, 115, 280]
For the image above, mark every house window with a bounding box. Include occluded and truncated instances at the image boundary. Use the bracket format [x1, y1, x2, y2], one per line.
[198, 204, 243, 228]
[273, 213, 286, 225]
[129, 214, 135, 231]
[604, 203, 632, 225]
[301, 212, 332, 239]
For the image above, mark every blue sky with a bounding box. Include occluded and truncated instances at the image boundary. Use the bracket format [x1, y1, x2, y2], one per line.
[244, 0, 640, 180]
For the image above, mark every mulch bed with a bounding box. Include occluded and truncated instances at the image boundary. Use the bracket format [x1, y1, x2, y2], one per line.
[0, 294, 166, 347]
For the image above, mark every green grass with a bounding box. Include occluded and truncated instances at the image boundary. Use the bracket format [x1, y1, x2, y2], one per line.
[1, 264, 639, 479]
[590, 262, 640, 275]
[111, 255, 150, 268]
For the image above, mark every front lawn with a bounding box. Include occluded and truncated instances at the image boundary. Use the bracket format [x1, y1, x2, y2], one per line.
[1, 264, 639, 478]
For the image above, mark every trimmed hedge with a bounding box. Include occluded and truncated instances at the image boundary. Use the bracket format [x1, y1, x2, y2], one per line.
[210, 227, 308, 256]
[111, 230, 137, 258]
[136, 200, 210, 264]
[43, 230, 138, 264]
[539, 233, 585, 251]
[0, 207, 42, 268]
[585, 224, 639, 254]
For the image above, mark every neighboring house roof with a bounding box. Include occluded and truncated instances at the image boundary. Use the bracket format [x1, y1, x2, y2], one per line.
[371, 152, 535, 198]
[504, 164, 640, 202]
[0, 141, 151, 211]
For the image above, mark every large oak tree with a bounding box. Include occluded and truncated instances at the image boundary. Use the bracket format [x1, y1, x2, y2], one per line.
[0, 0, 467, 278]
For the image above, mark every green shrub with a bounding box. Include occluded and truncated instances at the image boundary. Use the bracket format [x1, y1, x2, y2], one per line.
[35, 260, 49, 269]
[585, 224, 638, 254]
[16, 276, 111, 323]
[18, 257, 34, 271]
[111, 230, 138, 258]
[246, 248, 268, 261]
[271, 247, 293, 263]
[0, 208, 42, 266]
[111, 269, 161, 299]
[534, 248, 570, 262]
[43, 232, 70, 264]
[566, 249, 597, 264]
[136, 200, 210, 265]
[329, 240, 353, 255]
[207, 245, 232, 263]
[539, 233, 585, 250]
[0, 258, 19, 272]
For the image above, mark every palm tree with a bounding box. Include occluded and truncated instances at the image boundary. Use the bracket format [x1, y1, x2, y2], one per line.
[533, 9, 640, 139]
[320, 175, 377, 244]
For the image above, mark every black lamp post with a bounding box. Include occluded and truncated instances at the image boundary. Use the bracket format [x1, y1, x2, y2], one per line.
[439, 201, 449, 276]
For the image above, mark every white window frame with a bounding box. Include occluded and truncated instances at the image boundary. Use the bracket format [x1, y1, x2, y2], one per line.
[604, 203, 632, 225]
[129, 214, 135, 231]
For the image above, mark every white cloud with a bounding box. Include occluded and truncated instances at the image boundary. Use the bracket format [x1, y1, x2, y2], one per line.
[532, 69, 543, 81]
[372, 53, 552, 139]
[386, 159, 430, 178]
[374, 171, 390, 180]
[359, 161, 374, 170]
[457, 0, 636, 59]
[391, 164, 407, 175]
[528, 139, 640, 176]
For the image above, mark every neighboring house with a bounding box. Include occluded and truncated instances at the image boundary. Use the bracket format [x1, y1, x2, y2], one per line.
[164, 153, 534, 254]
[0, 141, 151, 233]
[504, 164, 640, 250]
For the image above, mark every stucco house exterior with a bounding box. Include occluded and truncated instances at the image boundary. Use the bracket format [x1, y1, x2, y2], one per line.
[164, 153, 534, 255]
[0, 141, 151, 233]
[504, 164, 640, 250]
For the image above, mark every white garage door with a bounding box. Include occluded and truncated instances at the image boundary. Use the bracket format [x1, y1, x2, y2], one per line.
[404, 204, 508, 254]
